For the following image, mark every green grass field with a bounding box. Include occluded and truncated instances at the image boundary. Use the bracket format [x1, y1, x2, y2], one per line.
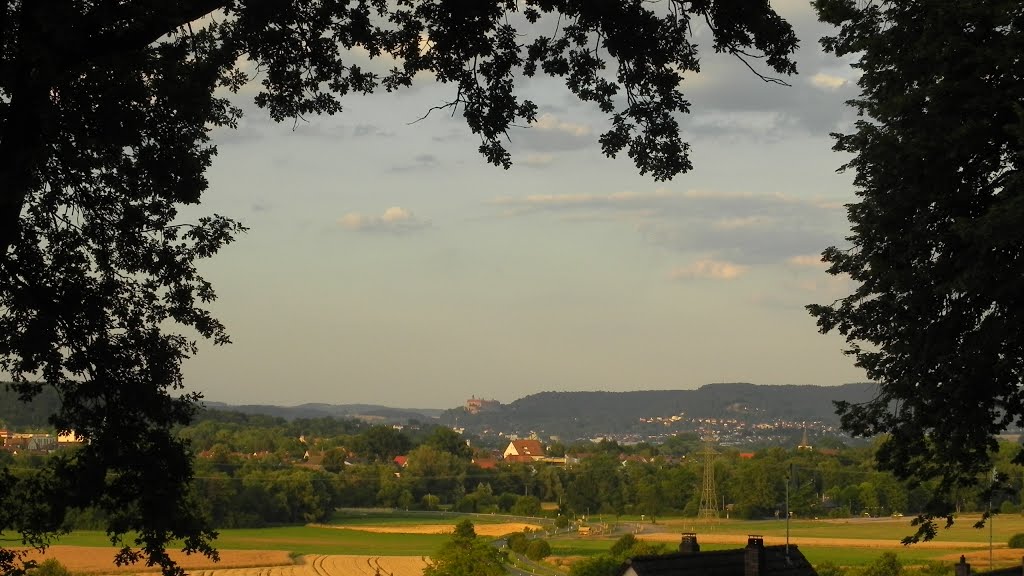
[658, 514, 1024, 544]
[546, 536, 969, 568]
[549, 514, 1024, 568]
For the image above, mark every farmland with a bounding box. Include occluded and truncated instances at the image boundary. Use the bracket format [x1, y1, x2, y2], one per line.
[16, 512, 1024, 575]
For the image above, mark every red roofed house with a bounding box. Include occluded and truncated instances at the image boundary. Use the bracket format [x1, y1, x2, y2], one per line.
[472, 457, 498, 469]
[503, 439, 545, 462]
[394, 455, 408, 467]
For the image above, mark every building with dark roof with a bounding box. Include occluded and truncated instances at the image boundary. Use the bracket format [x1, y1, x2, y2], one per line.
[962, 555, 1024, 576]
[619, 534, 817, 576]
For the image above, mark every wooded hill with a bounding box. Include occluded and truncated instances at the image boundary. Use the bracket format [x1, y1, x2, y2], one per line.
[4, 381, 877, 440]
[202, 400, 445, 423]
[442, 383, 879, 438]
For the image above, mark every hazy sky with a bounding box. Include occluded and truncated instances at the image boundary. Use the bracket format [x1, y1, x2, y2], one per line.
[182, 0, 868, 409]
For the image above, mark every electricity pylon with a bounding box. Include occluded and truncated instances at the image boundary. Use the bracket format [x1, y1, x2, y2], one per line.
[698, 437, 719, 519]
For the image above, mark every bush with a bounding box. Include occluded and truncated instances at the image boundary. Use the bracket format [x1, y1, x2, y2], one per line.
[421, 494, 440, 511]
[1008, 533, 1024, 549]
[554, 515, 569, 529]
[526, 539, 552, 561]
[29, 559, 71, 576]
[610, 534, 638, 558]
[607, 533, 665, 559]
[497, 493, 518, 512]
[864, 552, 902, 576]
[508, 532, 529, 554]
[912, 562, 953, 576]
[511, 495, 541, 516]
[816, 562, 846, 576]
[1000, 501, 1020, 514]
[568, 555, 621, 576]
[829, 507, 852, 519]
[61, 506, 108, 530]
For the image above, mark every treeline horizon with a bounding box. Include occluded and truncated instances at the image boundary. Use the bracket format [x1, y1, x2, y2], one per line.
[6, 407, 1024, 532]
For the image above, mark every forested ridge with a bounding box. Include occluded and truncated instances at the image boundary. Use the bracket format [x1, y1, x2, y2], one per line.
[445, 383, 880, 438]
[202, 400, 444, 422]
[3, 382, 878, 432]
[508, 383, 878, 421]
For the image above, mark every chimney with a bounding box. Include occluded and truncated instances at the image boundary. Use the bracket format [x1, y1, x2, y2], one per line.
[745, 536, 766, 576]
[955, 556, 970, 576]
[679, 533, 700, 554]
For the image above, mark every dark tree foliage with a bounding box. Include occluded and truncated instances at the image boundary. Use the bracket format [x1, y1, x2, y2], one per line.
[0, 384, 61, 428]
[424, 426, 473, 460]
[569, 533, 667, 576]
[808, 0, 1024, 542]
[424, 520, 505, 576]
[0, 0, 799, 574]
[524, 539, 551, 561]
[357, 425, 413, 462]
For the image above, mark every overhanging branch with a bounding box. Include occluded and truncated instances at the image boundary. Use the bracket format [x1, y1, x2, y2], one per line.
[81, 0, 232, 61]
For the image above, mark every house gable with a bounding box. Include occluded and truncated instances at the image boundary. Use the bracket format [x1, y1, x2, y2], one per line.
[503, 439, 545, 460]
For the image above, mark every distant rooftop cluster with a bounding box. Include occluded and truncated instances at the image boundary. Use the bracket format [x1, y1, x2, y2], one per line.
[0, 428, 84, 453]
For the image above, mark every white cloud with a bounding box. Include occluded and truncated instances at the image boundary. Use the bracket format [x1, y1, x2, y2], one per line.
[533, 113, 591, 137]
[669, 259, 747, 281]
[689, 110, 793, 137]
[521, 153, 555, 167]
[713, 216, 769, 230]
[381, 206, 414, 223]
[787, 254, 828, 268]
[793, 275, 854, 298]
[491, 188, 839, 214]
[338, 206, 430, 233]
[389, 153, 440, 173]
[491, 188, 848, 267]
[492, 188, 675, 209]
[810, 73, 848, 91]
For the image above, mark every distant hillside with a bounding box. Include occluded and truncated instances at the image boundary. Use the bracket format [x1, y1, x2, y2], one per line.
[511, 383, 876, 421]
[202, 401, 443, 423]
[1, 383, 62, 429]
[444, 382, 878, 439]
[0, 382, 439, 430]
[4, 380, 877, 441]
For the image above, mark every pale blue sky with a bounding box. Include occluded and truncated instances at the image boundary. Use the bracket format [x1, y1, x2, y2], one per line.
[183, 0, 868, 408]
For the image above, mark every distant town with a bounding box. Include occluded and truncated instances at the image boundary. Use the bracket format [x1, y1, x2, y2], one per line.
[457, 394, 847, 449]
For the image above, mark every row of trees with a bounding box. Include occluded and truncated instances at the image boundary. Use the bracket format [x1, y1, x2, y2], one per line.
[9, 406, 1024, 531]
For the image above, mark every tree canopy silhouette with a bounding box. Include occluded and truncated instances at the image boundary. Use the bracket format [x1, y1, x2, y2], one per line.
[809, 0, 1024, 542]
[0, 1, 798, 574]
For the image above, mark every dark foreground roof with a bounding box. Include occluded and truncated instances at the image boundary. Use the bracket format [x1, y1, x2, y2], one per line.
[621, 545, 817, 576]
[979, 566, 1023, 576]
